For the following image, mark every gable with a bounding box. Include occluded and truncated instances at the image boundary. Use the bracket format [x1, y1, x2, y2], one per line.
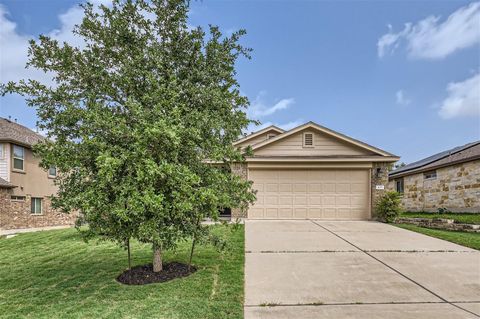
[235, 128, 282, 149]
[253, 128, 376, 157]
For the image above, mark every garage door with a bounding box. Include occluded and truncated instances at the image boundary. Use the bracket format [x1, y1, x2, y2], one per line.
[248, 169, 369, 219]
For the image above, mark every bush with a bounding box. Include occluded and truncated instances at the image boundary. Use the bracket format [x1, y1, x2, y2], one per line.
[376, 191, 403, 223]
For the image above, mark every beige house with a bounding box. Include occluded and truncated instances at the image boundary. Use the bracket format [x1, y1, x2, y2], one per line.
[0, 118, 77, 230]
[231, 122, 399, 219]
[388, 141, 480, 213]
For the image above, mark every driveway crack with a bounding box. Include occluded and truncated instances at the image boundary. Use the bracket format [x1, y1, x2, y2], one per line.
[309, 220, 480, 318]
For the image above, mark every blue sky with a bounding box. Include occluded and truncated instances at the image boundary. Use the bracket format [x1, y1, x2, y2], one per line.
[0, 0, 479, 163]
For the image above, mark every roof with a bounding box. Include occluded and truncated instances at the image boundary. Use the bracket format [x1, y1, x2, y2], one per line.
[0, 117, 44, 147]
[233, 125, 285, 146]
[250, 121, 399, 158]
[389, 141, 480, 178]
[0, 177, 16, 189]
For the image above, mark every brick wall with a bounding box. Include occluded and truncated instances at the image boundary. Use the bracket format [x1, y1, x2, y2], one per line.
[0, 188, 77, 230]
[388, 160, 480, 213]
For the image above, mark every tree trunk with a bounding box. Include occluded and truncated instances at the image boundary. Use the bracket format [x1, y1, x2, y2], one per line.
[126, 238, 131, 270]
[188, 236, 196, 271]
[153, 243, 163, 272]
[188, 216, 202, 271]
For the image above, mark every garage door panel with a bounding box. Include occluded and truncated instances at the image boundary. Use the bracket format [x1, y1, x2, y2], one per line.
[308, 196, 322, 205]
[308, 183, 322, 193]
[323, 183, 336, 193]
[279, 184, 292, 192]
[265, 208, 278, 218]
[279, 196, 293, 205]
[307, 208, 322, 218]
[293, 184, 307, 192]
[323, 196, 336, 206]
[294, 196, 307, 205]
[294, 208, 307, 218]
[248, 169, 369, 219]
[336, 183, 350, 193]
[265, 196, 278, 205]
[265, 183, 278, 192]
[249, 208, 264, 218]
[278, 208, 293, 218]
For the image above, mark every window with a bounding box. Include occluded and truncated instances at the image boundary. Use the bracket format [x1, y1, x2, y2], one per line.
[11, 195, 26, 201]
[0, 144, 4, 159]
[303, 132, 314, 147]
[48, 166, 57, 177]
[424, 170, 437, 180]
[31, 198, 43, 215]
[395, 178, 404, 194]
[12, 145, 24, 171]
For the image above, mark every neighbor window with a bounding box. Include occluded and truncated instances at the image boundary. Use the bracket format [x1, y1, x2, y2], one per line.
[0, 144, 4, 159]
[395, 178, 404, 194]
[31, 197, 43, 215]
[303, 132, 314, 147]
[48, 166, 57, 177]
[11, 195, 26, 201]
[12, 145, 24, 171]
[424, 170, 437, 180]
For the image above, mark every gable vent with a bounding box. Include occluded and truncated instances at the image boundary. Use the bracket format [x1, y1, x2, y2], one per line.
[303, 133, 314, 147]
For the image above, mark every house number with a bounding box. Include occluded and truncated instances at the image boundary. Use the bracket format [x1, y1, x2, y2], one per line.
[375, 185, 385, 190]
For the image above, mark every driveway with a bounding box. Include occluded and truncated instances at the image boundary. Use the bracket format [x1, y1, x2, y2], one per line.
[244, 220, 480, 319]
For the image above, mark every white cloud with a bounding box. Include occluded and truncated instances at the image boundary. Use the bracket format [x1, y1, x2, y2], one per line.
[438, 72, 480, 119]
[378, 2, 480, 59]
[249, 91, 295, 118]
[395, 90, 411, 106]
[0, 2, 107, 84]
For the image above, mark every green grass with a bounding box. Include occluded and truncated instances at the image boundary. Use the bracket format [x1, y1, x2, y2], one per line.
[395, 224, 480, 250]
[0, 225, 244, 319]
[400, 212, 480, 225]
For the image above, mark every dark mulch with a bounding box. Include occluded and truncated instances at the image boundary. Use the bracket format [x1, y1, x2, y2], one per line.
[117, 262, 197, 285]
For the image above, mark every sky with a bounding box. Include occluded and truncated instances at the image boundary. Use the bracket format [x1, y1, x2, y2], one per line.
[0, 0, 479, 163]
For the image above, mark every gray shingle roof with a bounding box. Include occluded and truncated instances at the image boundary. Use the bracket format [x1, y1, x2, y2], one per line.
[0, 177, 15, 188]
[389, 141, 480, 178]
[0, 117, 44, 147]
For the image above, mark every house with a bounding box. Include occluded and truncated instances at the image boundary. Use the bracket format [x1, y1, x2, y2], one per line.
[0, 117, 77, 230]
[388, 141, 480, 213]
[231, 122, 399, 219]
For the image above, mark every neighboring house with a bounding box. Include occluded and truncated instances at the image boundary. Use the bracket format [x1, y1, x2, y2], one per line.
[0, 117, 77, 230]
[231, 122, 399, 219]
[388, 141, 480, 213]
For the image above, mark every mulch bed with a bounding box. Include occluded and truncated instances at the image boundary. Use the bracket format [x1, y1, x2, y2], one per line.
[117, 262, 197, 285]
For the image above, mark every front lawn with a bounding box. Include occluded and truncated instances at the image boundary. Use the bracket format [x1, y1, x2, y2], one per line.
[0, 225, 244, 319]
[395, 224, 480, 250]
[400, 212, 480, 224]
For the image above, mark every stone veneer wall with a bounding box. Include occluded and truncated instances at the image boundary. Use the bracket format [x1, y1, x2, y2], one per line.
[0, 188, 77, 230]
[388, 160, 480, 213]
[371, 162, 391, 219]
[230, 162, 248, 219]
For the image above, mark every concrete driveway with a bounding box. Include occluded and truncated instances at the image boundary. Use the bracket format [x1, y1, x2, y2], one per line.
[244, 220, 480, 319]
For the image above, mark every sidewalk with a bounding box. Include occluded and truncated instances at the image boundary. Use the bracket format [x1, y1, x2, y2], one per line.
[0, 225, 73, 237]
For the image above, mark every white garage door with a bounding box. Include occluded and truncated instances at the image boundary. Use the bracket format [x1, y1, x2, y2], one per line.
[248, 169, 369, 219]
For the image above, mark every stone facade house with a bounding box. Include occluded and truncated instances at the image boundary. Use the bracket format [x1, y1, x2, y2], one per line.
[388, 141, 480, 213]
[0, 118, 77, 230]
[231, 122, 399, 219]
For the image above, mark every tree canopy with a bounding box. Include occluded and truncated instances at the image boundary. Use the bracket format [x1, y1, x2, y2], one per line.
[2, 0, 256, 272]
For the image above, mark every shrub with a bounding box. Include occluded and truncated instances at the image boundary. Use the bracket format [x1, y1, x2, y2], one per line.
[376, 191, 403, 223]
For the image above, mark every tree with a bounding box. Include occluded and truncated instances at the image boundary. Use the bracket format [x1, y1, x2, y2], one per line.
[2, 0, 256, 273]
